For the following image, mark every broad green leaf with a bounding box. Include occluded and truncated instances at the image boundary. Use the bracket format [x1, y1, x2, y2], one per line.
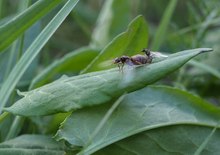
[55, 85, 220, 155]
[82, 15, 148, 73]
[95, 125, 220, 155]
[0, 134, 65, 155]
[4, 48, 212, 116]
[0, 0, 80, 114]
[30, 47, 100, 89]
[90, 0, 132, 48]
[151, 0, 177, 50]
[0, 0, 64, 52]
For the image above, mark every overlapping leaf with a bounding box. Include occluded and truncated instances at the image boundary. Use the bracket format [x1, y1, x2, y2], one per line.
[0, 134, 65, 155]
[4, 48, 212, 116]
[95, 125, 220, 155]
[55, 85, 220, 154]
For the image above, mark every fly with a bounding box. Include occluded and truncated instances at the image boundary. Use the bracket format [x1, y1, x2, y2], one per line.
[114, 48, 154, 71]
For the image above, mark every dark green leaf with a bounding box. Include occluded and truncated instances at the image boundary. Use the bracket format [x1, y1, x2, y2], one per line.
[55, 85, 220, 154]
[0, 134, 65, 155]
[95, 125, 220, 155]
[4, 48, 212, 116]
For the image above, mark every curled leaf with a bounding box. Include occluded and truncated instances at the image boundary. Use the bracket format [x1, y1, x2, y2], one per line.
[4, 48, 212, 116]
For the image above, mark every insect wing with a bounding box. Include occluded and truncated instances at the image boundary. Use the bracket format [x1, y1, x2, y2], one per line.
[151, 51, 168, 62]
[119, 65, 136, 88]
[151, 51, 168, 58]
[98, 59, 115, 68]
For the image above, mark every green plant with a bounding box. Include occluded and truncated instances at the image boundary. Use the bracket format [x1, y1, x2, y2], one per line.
[0, 0, 220, 155]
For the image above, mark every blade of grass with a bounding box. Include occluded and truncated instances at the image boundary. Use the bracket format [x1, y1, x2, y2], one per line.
[4, 0, 30, 80]
[0, 0, 80, 114]
[193, 10, 217, 47]
[4, 0, 30, 141]
[90, 0, 131, 48]
[194, 126, 217, 155]
[5, 116, 24, 140]
[170, 16, 220, 37]
[151, 0, 177, 50]
[188, 60, 220, 79]
[0, 0, 3, 19]
[187, 1, 202, 23]
[0, 112, 9, 123]
[0, 0, 64, 52]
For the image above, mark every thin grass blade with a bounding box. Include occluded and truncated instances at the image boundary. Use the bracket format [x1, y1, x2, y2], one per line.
[0, 0, 80, 114]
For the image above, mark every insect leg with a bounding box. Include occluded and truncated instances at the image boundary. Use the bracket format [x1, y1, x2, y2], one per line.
[120, 63, 124, 73]
[130, 58, 142, 65]
[118, 64, 121, 71]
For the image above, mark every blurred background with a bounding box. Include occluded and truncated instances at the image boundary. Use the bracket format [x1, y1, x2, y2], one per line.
[0, 0, 220, 104]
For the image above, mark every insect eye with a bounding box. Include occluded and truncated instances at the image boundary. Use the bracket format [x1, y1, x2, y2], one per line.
[114, 58, 120, 63]
[142, 48, 151, 56]
[121, 57, 127, 61]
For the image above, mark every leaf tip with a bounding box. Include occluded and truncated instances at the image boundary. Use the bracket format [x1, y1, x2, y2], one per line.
[16, 89, 27, 97]
[200, 48, 213, 53]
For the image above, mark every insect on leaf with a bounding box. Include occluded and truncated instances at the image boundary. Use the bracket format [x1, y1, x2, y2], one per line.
[3, 48, 212, 116]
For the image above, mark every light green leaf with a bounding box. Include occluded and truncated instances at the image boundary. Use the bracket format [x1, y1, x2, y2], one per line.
[95, 125, 220, 155]
[0, 0, 80, 114]
[0, 0, 64, 52]
[55, 85, 220, 155]
[0, 134, 65, 155]
[82, 15, 148, 73]
[4, 48, 212, 116]
[30, 47, 99, 89]
[151, 0, 177, 50]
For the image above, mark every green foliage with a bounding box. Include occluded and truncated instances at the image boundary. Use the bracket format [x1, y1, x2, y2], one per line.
[90, 0, 132, 48]
[82, 15, 148, 73]
[55, 86, 220, 154]
[0, 0, 80, 114]
[4, 48, 211, 116]
[30, 47, 100, 89]
[0, 0, 64, 52]
[0, 0, 220, 154]
[151, 0, 177, 50]
[95, 125, 220, 155]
